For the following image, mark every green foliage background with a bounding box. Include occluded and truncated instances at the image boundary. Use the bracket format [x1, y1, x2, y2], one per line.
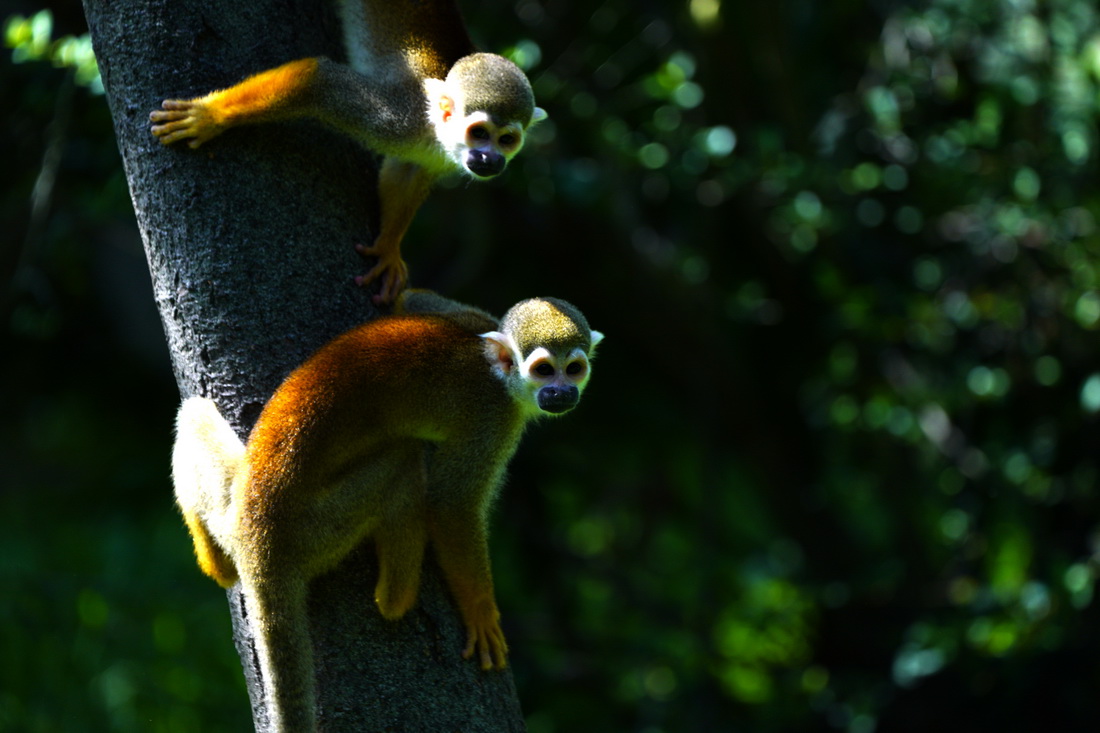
[5, 1, 1100, 730]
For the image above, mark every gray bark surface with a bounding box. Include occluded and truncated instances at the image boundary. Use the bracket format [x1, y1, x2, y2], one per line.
[83, 0, 526, 729]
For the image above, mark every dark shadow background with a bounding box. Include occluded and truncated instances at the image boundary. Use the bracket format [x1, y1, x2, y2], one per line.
[4, 1, 1100, 731]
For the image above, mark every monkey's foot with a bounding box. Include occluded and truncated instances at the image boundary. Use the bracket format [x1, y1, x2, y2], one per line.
[461, 603, 509, 671]
[355, 241, 409, 305]
[150, 99, 221, 149]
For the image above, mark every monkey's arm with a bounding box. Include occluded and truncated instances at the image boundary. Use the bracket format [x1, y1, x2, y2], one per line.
[426, 443, 515, 670]
[428, 504, 508, 670]
[151, 58, 428, 155]
[150, 58, 325, 148]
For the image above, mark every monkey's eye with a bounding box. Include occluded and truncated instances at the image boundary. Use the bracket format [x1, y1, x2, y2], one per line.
[566, 361, 586, 377]
[533, 362, 555, 377]
[498, 132, 518, 148]
[469, 125, 492, 141]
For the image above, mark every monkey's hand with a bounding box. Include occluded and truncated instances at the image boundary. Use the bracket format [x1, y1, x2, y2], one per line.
[461, 597, 509, 671]
[355, 239, 409, 305]
[150, 99, 224, 149]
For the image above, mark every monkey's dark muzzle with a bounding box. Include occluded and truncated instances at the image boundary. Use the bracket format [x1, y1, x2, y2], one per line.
[538, 385, 579, 414]
[466, 149, 506, 178]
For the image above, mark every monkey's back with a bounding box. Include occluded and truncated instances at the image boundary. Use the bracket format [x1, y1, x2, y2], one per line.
[242, 315, 519, 508]
[341, 0, 477, 81]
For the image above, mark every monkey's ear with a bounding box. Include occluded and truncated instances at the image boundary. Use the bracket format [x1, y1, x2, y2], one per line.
[480, 331, 519, 375]
[531, 107, 548, 125]
[589, 330, 605, 352]
[438, 94, 456, 123]
[423, 78, 454, 124]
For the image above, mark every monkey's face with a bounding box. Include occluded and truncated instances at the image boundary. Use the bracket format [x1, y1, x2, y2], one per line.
[436, 111, 527, 179]
[427, 58, 548, 179]
[426, 93, 521, 177]
[461, 117, 525, 178]
[482, 299, 603, 418]
[522, 345, 594, 415]
[483, 335, 598, 418]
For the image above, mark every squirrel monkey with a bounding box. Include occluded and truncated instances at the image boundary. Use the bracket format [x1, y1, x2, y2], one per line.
[149, 1, 547, 304]
[171, 290, 602, 732]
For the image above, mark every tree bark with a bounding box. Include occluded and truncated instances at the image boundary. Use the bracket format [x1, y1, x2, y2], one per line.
[82, 0, 525, 729]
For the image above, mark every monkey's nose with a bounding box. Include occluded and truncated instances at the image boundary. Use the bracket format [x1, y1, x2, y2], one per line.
[466, 149, 505, 178]
[537, 385, 579, 414]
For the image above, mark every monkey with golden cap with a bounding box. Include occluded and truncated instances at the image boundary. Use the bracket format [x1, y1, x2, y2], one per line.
[149, 1, 547, 303]
[171, 290, 602, 732]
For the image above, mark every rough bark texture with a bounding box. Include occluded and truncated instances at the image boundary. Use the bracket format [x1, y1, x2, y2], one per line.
[82, 0, 525, 729]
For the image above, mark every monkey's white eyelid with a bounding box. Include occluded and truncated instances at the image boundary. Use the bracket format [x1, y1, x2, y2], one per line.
[520, 347, 553, 375]
[497, 125, 521, 140]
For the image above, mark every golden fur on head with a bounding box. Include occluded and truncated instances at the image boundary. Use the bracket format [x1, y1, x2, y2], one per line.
[501, 298, 599, 357]
[447, 53, 537, 124]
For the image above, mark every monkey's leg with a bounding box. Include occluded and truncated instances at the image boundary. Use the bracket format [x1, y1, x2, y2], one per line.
[355, 158, 434, 303]
[372, 445, 430, 620]
[151, 58, 322, 148]
[373, 514, 428, 620]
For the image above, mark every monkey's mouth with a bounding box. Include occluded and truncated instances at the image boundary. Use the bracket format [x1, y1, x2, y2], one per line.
[466, 150, 505, 178]
[537, 386, 579, 414]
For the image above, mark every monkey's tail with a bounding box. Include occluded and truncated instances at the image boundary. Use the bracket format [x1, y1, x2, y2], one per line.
[172, 396, 245, 586]
[244, 577, 317, 733]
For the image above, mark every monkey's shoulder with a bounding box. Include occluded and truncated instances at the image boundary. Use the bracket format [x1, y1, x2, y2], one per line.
[394, 290, 499, 333]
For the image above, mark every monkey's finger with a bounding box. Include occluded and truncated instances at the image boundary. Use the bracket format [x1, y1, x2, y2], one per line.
[149, 109, 190, 123]
[488, 627, 509, 669]
[378, 270, 407, 304]
[354, 259, 388, 288]
[462, 630, 477, 660]
[355, 241, 383, 258]
[151, 119, 197, 136]
[159, 99, 197, 110]
[380, 276, 396, 304]
[153, 126, 201, 145]
[479, 643, 494, 671]
[356, 256, 387, 279]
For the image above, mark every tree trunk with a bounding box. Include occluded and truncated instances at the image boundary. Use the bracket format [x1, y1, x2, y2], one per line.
[82, 0, 526, 729]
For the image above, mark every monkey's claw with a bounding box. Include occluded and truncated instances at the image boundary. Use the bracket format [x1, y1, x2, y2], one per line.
[355, 241, 409, 305]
